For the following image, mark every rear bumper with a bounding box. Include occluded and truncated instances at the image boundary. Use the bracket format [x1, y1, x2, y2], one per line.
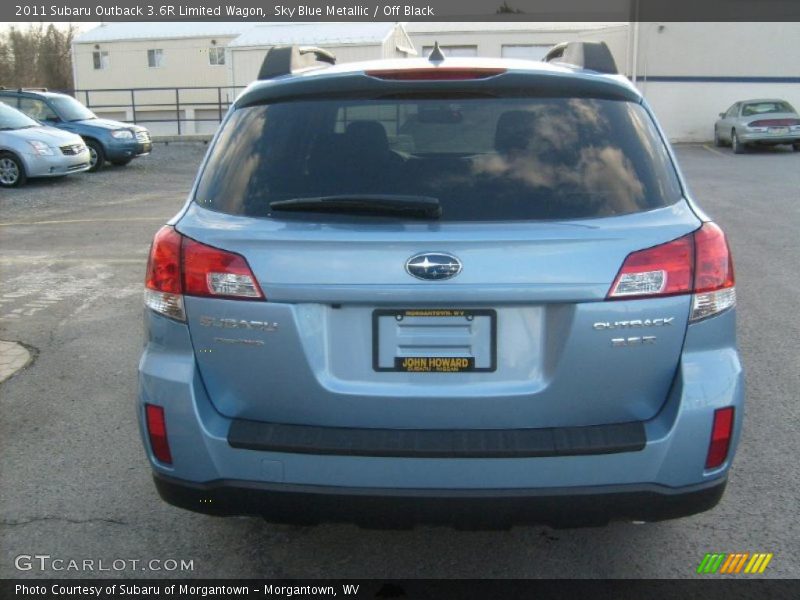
[153, 472, 727, 527]
[739, 132, 800, 144]
[138, 306, 743, 525]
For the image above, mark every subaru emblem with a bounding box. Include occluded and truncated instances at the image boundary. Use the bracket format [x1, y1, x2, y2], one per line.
[405, 252, 462, 281]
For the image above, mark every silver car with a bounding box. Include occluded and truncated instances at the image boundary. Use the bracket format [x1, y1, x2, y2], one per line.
[0, 101, 90, 187]
[714, 98, 800, 154]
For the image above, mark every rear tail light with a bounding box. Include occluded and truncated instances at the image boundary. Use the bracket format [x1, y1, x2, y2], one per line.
[608, 235, 694, 298]
[691, 222, 736, 321]
[144, 226, 264, 321]
[366, 67, 506, 81]
[145, 404, 172, 465]
[144, 227, 184, 321]
[183, 238, 263, 299]
[748, 118, 800, 127]
[705, 407, 734, 469]
[608, 222, 735, 321]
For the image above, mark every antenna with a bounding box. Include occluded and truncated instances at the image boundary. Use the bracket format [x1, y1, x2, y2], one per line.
[427, 42, 445, 64]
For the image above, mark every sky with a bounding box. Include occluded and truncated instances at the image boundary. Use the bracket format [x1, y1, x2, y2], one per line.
[0, 22, 100, 33]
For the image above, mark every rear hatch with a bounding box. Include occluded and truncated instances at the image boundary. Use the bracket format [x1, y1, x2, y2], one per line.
[177, 87, 698, 429]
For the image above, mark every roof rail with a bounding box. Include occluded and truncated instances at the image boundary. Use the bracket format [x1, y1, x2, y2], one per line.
[19, 87, 48, 92]
[543, 41, 618, 75]
[258, 45, 336, 80]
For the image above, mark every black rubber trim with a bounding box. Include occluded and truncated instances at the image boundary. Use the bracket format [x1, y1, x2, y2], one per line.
[228, 419, 646, 458]
[153, 473, 727, 528]
[235, 72, 642, 109]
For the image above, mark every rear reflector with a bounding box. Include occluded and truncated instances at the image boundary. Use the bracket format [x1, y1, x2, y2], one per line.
[145, 404, 172, 465]
[607, 222, 736, 321]
[143, 226, 264, 320]
[705, 407, 734, 469]
[366, 67, 506, 81]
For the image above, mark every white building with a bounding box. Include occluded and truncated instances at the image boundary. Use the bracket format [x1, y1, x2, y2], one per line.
[407, 22, 629, 63]
[408, 22, 800, 142]
[626, 22, 800, 142]
[72, 22, 414, 134]
[73, 22, 800, 141]
[226, 23, 415, 87]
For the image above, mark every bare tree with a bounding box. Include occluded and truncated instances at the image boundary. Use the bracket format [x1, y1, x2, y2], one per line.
[496, 2, 524, 14]
[0, 24, 77, 91]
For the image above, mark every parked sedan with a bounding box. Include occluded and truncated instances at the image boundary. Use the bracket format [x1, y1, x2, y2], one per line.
[714, 98, 800, 153]
[0, 102, 90, 187]
[0, 89, 152, 171]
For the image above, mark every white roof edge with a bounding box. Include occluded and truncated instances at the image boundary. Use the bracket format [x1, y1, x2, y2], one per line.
[406, 22, 628, 34]
[73, 33, 243, 45]
[229, 41, 383, 50]
[74, 22, 256, 44]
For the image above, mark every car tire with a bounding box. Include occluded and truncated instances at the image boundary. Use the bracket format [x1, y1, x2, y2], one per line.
[86, 139, 106, 172]
[0, 152, 27, 188]
[731, 130, 746, 154]
[111, 158, 132, 167]
[713, 128, 723, 147]
[793, 143, 800, 152]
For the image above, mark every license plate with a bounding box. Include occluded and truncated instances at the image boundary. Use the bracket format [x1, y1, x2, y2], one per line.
[770, 127, 789, 135]
[372, 308, 497, 372]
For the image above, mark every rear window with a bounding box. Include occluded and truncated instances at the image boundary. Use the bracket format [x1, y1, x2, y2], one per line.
[195, 97, 682, 222]
[741, 101, 795, 116]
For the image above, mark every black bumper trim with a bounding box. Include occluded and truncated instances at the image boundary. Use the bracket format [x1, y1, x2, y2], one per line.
[228, 419, 646, 458]
[153, 473, 727, 528]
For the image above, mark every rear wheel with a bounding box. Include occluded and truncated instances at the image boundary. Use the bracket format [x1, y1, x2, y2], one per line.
[731, 130, 746, 154]
[86, 139, 105, 171]
[0, 152, 26, 187]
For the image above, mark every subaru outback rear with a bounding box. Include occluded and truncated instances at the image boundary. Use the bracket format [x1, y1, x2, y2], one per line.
[138, 43, 743, 528]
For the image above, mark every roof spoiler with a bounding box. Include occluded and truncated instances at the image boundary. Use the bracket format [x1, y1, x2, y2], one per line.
[543, 41, 618, 75]
[258, 45, 336, 80]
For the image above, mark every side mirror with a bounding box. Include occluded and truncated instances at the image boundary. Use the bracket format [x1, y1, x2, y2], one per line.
[718, 113, 726, 118]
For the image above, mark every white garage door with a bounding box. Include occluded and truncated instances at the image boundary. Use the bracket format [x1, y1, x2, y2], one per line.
[501, 45, 551, 61]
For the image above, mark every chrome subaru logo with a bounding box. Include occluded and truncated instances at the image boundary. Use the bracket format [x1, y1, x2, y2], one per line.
[405, 252, 462, 281]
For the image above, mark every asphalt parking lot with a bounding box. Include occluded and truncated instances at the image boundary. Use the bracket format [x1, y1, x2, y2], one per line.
[0, 142, 798, 579]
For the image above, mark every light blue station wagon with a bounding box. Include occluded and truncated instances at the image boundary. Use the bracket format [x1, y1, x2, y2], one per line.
[138, 43, 743, 528]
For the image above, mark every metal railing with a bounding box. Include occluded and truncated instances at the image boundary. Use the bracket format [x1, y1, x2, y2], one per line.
[60, 86, 247, 135]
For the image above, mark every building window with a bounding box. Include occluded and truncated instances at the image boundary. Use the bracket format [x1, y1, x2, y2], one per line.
[92, 51, 109, 70]
[147, 49, 164, 68]
[209, 46, 225, 66]
[501, 45, 551, 60]
[421, 45, 478, 58]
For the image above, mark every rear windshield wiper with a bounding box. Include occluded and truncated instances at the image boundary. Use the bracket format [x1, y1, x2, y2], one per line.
[269, 195, 441, 219]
